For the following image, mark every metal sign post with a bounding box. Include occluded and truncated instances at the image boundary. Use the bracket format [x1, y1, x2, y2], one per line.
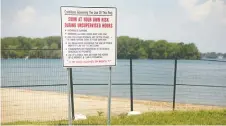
[107, 67, 112, 125]
[69, 68, 75, 119]
[67, 68, 73, 125]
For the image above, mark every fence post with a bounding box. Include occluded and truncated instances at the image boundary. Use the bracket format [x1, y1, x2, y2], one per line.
[69, 68, 75, 119]
[173, 58, 177, 110]
[130, 57, 134, 111]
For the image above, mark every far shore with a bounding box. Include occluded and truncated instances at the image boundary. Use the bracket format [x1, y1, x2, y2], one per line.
[1, 88, 225, 123]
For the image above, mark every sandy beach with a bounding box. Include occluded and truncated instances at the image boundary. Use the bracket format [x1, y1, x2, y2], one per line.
[1, 88, 225, 123]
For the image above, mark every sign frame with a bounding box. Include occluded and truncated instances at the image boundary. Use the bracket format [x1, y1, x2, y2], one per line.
[60, 6, 117, 68]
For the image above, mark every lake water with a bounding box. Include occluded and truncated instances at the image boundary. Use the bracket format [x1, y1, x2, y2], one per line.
[1, 59, 226, 106]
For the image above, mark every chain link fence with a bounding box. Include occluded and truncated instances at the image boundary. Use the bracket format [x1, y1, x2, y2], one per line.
[1, 49, 226, 123]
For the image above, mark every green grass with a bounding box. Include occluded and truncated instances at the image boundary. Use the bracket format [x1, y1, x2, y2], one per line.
[3, 109, 226, 125]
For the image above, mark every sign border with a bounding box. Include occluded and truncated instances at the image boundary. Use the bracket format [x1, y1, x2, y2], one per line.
[60, 6, 117, 68]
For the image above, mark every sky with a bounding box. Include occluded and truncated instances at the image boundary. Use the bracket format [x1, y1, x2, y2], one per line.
[1, 0, 226, 53]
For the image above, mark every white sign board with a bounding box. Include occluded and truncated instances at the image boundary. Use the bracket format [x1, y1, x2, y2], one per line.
[60, 6, 117, 67]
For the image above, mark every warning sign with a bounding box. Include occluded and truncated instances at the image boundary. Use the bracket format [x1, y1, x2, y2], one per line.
[60, 6, 117, 67]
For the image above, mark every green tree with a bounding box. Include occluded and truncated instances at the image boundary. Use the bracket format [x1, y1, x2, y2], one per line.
[150, 40, 168, 59]
[50, 43, 58, 49]
[137, 47, 148, 59]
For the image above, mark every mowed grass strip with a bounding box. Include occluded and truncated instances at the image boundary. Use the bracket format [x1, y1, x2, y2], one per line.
[3, 109, 226, 125]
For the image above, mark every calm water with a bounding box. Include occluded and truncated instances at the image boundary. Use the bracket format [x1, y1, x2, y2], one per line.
[1, 59, 226, 106]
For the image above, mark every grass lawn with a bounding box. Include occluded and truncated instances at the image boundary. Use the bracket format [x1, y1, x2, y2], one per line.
[3, 109, 226, 125]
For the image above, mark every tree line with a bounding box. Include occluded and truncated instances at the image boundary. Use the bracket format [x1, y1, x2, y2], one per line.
[1, 36, 202, 59]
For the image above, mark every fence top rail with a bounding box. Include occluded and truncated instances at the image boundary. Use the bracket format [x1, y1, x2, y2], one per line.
[0, 83, 173, 88]
[1, 49, 61, 50]
[2, 83, 225, 88]
[177, 84, 226, 88]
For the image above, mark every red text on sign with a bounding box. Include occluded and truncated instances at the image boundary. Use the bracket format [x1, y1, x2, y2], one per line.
[93, 17, 100, 22]
[101, 18, 109, 22]
[102, 23, 112, 28]
[83, 17, 92, 22]
[65, 23, 76, 27]
[68, 17, 77, 21]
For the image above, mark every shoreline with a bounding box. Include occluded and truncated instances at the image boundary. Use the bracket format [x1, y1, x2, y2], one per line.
[1, 88, 225, 123]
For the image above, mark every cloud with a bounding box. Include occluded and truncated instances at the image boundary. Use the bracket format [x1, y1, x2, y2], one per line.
[16, 6, 36, 24]
[8, 5, 60, 37]
[178, 0, 226, 24]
